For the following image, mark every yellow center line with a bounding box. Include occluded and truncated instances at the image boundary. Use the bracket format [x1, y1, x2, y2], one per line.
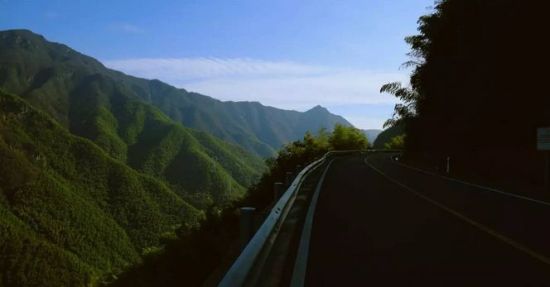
[364, 156, 550, 267]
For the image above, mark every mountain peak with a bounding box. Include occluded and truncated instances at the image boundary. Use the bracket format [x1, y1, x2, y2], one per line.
[1, 29, 38, 35]
[307, 105, 329, 113]
[0, 29, 46, 42]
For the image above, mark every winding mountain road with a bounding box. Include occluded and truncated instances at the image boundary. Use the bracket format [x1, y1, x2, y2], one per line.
[305, 153, 550, 286]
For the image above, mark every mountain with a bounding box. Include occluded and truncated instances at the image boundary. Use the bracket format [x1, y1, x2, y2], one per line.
[132, 83, 353, 156]
[0, 29, 352, 157]
[114, 81, 353, 158]
[0, 29, 264, 207]
[0, 91, 203, 286]
[109, 79, 353, 158]
[0, 30, 267, 286]
[362, 129, 382, 143]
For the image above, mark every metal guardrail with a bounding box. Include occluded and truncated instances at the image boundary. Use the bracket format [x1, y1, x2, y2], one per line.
[367, 149, 403, 153]
[218, 150, 367, 287]
[218, 153, 328, 286]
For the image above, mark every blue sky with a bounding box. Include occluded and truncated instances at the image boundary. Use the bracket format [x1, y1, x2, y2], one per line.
[0, 0, 434, 129]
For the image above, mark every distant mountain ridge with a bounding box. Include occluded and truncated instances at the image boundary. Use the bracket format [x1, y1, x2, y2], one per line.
[138, 80, 353, 156]
[362, 129, 382, 143]
[117, 79, 353, 158]
[0, 29, 352, 157]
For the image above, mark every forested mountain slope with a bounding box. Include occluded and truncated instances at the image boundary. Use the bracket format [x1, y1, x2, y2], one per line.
[132, 82, 353, 157]
[0, 91, 202, 286]
[0, 29, 267, 286]
[0, 29, 264, 208]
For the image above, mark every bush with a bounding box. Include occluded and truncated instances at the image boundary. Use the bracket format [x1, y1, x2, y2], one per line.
[384, 135, 405, 150]
[244, 124, 368, 210]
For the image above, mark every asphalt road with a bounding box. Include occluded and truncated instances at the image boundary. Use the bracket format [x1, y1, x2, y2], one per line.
[305, 153, 550, 286]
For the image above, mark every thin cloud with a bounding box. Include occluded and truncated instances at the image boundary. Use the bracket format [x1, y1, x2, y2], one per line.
[182, 70, 404, 108]
[109, 23, 145, 34]
[44, 11, 59, 20]
[105, 58, 327, 81]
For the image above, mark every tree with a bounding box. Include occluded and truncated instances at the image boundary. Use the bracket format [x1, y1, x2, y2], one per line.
[379, 82, 419, 128]
[379, 0, 548, 187]
[384, 135, 405, 150]
[328, 124, 369, 150]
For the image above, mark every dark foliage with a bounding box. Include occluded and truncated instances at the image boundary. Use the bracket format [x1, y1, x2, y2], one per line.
[384, 0, 548, 186]
[373, 123, 405, 149]
[110, 207, 240, 287]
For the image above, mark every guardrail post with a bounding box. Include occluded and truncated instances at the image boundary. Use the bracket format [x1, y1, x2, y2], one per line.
[273, 182, 284, 202]
[545, 152, 549, 191]
[295, 164, 302, 177]
[239, 207, 256, 250]
[285, 171, 293, 187]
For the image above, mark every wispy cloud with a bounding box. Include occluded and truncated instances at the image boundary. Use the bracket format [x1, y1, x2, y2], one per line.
[44, 11, 59, 20]
[104, 57, 406, 128]
[105, 58, 328, 81]
[109, 23, 145, 34]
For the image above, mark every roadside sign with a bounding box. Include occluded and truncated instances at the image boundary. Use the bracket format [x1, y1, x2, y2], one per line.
[537, 128, 550, 151]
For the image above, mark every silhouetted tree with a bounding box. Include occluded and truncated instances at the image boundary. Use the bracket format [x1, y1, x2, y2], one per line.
[381, 0, 548, 186]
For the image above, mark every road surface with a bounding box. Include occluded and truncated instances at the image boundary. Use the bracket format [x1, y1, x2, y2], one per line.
[305, 153, 550, 286]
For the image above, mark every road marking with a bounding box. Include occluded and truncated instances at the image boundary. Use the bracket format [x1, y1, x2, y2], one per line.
[364, 156, 550, 267]
[389, 155, 550, 208]
[290, 159, 335, 287]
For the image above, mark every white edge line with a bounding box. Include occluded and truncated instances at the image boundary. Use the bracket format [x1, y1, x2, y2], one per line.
[389, 155, 550, 208]
[290, 159, 336, 287]
[364, 156, 550, 266]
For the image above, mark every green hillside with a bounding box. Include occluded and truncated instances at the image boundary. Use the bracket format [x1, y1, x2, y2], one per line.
[0, 91, 203, 286]
[135, 86, 353, 157]
[0, 29, 351, 157]
[0, 29, 264, 208]
[0, 29, 266, 286]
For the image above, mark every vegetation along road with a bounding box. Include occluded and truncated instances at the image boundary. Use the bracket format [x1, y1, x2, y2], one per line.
[305, 153, 550, 286]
